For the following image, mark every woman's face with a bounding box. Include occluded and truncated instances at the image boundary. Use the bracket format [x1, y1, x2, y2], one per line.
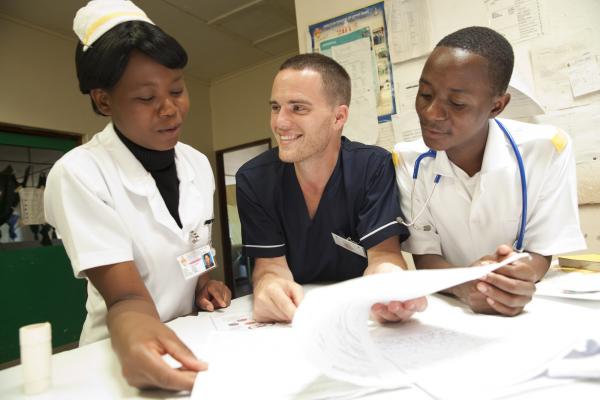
[92, 50, 190, 150]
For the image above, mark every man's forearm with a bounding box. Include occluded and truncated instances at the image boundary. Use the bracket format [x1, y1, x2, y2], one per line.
[364, 237, 408, 275]
[252, 257, 294, 287]
[526, 252, 551, 282]
[413, 254, 461, 296]
[413, 254, 454, 270]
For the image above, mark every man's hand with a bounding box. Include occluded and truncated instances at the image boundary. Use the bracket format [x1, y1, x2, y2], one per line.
[110, 309, 207, 391]
[196, 279, 231, 312]
[454, 245, 547, 316]
[253, 273, 304, 323]
[365, 259, 427, 323]
[370, 299, 427, 323]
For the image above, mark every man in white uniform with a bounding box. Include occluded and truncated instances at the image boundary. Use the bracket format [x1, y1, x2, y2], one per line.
[394, 26, 586, 316]
[44, 0, 230, 392]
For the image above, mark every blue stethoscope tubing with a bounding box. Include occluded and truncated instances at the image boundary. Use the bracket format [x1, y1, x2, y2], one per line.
[401, 118, 528, 252]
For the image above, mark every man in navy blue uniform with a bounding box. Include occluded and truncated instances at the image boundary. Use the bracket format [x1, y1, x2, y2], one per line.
[236, 53, 427, 323]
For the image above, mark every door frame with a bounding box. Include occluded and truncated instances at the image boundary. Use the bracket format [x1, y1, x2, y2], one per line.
[215, 138, 271, 296]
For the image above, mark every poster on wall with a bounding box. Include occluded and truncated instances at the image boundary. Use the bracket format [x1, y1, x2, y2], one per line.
[308, 2, 396, 144]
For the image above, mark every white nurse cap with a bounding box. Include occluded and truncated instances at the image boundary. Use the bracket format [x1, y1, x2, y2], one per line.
[73, 0, 154, 51]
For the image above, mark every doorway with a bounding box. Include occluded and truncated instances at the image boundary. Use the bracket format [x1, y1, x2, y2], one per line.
[216, 139, 271, 298]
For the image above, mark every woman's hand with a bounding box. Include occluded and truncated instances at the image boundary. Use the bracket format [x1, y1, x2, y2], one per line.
[196, 279, 231, 311]
[110, 304, 207, 391]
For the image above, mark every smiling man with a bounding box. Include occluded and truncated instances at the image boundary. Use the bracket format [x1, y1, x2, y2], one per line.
[236, 53, 427, 323]
[394, 27, 586, 316]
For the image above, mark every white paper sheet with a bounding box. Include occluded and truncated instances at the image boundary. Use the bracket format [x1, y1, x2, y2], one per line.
[485, 0, 542, 43]
[567, 53, 600, 98]
[331, 38, 379, 144]
[293, 253, 530, 387]
[209, 311, 281, 331]
[395, 79, 419, 114]
[375, 121, 395, 151]
[191, 253, 599, 399]
[535, 268, 600, 301]
[372, 296, 592, 399]
[192, 329, 391, 399]
[530, 30, 598, 111]
[386, 0, 431, 63]
[392, 112, 421, 143]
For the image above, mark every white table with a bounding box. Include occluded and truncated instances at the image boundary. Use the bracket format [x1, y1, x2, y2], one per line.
[1, 284, 599, 400]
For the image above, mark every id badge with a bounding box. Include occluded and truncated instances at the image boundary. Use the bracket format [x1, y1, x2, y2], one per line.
[177, 244, 217, 280]
[331, 233, 367, 258]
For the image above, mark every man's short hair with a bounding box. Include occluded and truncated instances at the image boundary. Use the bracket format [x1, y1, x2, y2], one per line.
[436, 26, 514, 95]
[279, 53, 351, 106]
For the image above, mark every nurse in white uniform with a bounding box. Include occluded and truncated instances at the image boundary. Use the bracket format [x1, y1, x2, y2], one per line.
[44, 0, 230, 392]
[394, 27, 586, 316]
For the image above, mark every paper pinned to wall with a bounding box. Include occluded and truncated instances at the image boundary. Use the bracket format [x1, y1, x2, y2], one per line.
[391, 78, 422, 144]
[309, 2, 397, 121]
[533, 103, 600, 165]
[567, 53, 600, 98]
[485, 0, 543, 43]
[375, 121, 395, 151]
[395, 79, 419, 114]
[530, 30, 599, 111]
[533, 103, 600, 204]
[386, 0, 432, 63]
[392, 112, 421, 143]
[331, 37, 379, 144]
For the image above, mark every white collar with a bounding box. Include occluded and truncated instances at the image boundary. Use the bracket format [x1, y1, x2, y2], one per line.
[96, 123, 194, 196]
[432, 119, 513, 178]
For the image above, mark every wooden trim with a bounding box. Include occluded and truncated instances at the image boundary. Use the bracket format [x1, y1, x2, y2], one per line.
[0, 122, 82, 144]
[215, 138, 271, 297]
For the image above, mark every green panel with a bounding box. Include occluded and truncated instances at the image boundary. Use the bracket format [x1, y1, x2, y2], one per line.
[0, 132, 78, 151]
[0, 245, 86, 364]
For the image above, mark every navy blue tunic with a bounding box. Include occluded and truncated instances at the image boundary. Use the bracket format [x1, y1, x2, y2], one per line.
[236, 137, 409, 283]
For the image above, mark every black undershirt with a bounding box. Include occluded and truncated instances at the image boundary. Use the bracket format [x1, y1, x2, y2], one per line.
[115, 127, 182, 228]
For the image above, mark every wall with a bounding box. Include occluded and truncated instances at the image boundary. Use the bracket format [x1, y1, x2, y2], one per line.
[294, 0, 600, 253]
[210, 54, 290, 151]
[0, 16, 104, 136]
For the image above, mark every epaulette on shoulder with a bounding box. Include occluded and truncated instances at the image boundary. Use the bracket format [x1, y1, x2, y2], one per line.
[392, 150, 401, 168]
[549, 129, 568, 153]
[393, 140, 428, 167]
[517, 122, 569, 153]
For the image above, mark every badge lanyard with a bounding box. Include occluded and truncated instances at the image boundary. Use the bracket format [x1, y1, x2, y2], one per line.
[177, 218, 216, 280]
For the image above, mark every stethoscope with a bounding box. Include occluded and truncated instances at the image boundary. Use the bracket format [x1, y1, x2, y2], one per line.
[399, 118, 528, 252]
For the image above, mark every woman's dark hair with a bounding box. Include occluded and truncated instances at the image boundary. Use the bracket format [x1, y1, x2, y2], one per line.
[75, 21, 187, 115]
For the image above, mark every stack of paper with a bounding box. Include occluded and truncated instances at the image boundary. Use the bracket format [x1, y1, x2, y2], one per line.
[558, 254, 600, 271]
[536, 267, 600, 301]
[192, 253, 599, 399]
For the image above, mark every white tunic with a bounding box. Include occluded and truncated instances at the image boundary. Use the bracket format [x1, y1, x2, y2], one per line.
[394, 118, 586, 267]
[44, 123, 214, 345]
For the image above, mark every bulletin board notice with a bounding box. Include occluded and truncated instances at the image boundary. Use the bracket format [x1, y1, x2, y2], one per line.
[309, 2, 395, 124]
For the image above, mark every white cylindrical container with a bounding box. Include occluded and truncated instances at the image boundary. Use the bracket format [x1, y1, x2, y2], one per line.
[19, 322, 52, 395]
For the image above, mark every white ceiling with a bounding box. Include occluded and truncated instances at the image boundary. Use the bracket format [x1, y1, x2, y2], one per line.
[0, 0, 299, 82]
